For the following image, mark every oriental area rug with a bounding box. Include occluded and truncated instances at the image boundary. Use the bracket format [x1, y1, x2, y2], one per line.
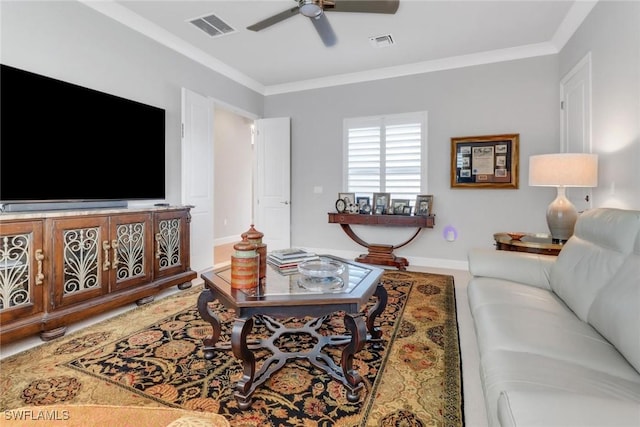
[0, 270, 463, 427]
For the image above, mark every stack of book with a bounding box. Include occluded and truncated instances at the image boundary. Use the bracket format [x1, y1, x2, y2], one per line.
[267, 249, 320, 275]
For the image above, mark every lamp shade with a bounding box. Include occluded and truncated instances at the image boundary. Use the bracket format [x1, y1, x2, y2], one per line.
[529, 153, 598, 187]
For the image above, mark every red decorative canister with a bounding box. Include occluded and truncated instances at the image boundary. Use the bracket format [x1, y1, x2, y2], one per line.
[230, 237, 259, 289]
[242, 224, 267, 286]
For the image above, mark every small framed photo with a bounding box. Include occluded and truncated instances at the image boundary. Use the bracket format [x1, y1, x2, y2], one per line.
[374, 206, 384, 215]
[373, 192, 390, 214]
[356, 196, 370, 214]
[338, 192, 356, 208]
[403, 206, 413, 215]
[415, 194, 433, 216]
[392, 199, 411, 214]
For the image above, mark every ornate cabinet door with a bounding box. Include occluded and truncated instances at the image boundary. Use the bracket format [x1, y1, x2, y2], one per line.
[153, 210, 191, 279]
[49, 216, 110, 308]
[0, 221, 45, 324]
[108, 213, 153, 292]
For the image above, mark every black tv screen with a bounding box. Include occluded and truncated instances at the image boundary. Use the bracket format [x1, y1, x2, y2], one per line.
[0, 64, 166, 206]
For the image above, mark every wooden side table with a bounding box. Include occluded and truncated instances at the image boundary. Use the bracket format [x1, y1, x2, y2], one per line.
[493, 232, 564, 256]
[328, 213, 435, 270]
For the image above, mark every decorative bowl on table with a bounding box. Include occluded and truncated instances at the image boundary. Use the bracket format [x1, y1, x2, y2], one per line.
[297, 258, 345, 291]
[507, 232, 526, 241]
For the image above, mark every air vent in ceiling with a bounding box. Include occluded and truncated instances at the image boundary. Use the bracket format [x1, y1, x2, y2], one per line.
[369, 34, 394, 48]
[189, 13, 235, 38]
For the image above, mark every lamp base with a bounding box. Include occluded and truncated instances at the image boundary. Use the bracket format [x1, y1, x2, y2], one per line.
[546, 186, 578, 243]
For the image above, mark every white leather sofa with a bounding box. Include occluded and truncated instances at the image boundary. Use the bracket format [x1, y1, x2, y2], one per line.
[467, 208, 640, 426]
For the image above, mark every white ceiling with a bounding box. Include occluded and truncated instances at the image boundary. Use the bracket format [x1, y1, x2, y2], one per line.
[83, 1, 597, 95]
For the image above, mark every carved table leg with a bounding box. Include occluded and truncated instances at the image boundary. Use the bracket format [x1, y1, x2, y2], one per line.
[196, 289, 222, 360]
[231, 317, 256, 410]
[342, 312, 367, 402]
[366, 281, 389, 349]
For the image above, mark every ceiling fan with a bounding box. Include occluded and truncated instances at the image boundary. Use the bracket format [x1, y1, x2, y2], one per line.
[247, 0, 400, 47]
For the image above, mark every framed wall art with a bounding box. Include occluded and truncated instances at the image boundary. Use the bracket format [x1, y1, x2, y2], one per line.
[451, 133, 519, 189]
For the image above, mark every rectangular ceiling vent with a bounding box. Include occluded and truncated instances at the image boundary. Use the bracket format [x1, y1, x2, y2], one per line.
[189, 13, 235, 38]
[369, 34, 395, 48]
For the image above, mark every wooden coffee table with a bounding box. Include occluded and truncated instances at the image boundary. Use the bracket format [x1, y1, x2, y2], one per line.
[197, 255, 386, 409]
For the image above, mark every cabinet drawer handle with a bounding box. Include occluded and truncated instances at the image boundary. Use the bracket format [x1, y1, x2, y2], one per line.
[35, 249, 45, 286]
[111, 239, 119, 269]
[102, 240, 111, 271]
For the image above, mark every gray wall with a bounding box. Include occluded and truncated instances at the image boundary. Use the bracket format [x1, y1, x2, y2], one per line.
[559, 0, 640, 209]
[0, 1, 263, 205]
[2, 1, 638, 267]
[265, 56, 560, 265]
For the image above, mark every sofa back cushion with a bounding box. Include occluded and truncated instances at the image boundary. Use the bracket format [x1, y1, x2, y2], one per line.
[588, 231, 640, 373]
[550, 208, 640, 321]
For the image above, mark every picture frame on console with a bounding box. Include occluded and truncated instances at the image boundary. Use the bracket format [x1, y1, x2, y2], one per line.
[356, 196, 370, 214]
[392, 199, 411, 215]
[338, 192, 356, 209]
[373, 192, 390, 214]
[415, 195, 433, 216]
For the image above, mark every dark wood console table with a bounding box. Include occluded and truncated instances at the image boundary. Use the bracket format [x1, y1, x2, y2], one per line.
[328, 213, 435, 270]
[494, 232, 563, 256]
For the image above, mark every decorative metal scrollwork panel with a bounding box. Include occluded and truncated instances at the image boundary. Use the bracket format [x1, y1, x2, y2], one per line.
[0, 234, 31, 310]
[63, 228, 100, 295]
[116, 222, 145, 281]
[157, 219, 181, 271]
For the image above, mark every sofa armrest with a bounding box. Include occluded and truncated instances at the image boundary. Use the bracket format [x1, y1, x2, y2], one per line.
[468, 248, 555, 290]
[498, 390, 640, 427]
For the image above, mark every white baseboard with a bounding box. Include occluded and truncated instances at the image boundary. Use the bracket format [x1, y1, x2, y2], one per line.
[303, 247, 469, 271]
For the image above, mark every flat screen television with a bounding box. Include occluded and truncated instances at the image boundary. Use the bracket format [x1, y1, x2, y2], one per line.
[0, 64, 166, 211]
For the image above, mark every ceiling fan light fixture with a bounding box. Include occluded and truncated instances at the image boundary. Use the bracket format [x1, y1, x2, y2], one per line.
[300, 1, 323, 18]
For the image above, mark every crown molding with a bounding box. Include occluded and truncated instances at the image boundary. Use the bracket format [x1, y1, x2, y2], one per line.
[78, 0, 265, 94]
[551, 0, 599, 51]
[80, 0, 597, 97]
[264, 42, 558, 95]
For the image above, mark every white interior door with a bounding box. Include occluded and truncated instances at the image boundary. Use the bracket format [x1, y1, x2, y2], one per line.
[181, 88, 214, 272]
[254, 117, 291, 250]
[560, 52, 593, 212]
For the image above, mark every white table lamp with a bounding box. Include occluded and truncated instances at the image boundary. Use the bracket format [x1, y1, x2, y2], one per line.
[529, 153, 598, 242]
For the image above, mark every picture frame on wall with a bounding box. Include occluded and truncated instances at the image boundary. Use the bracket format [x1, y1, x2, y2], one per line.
[373, 192, 390, 214]
[451, 133, 519, 189]
[415, 194, 433, 216]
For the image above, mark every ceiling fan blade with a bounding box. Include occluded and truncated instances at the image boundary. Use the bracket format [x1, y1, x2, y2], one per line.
[310, 13, 337, 47]
[247, 6, 300, 31]
[329, 0, 399, 14]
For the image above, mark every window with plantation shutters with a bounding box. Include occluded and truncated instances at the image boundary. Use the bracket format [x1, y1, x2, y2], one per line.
[344, 112, 427, 205]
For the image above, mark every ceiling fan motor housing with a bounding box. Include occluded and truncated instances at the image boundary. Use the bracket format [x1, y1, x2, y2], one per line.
[299, 1, 323, 18]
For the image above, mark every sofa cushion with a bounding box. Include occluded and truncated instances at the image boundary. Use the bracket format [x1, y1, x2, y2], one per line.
[550, 208, 640, 321]
[498, 390, 640, 427]
[480, 350, 640, 426]
[588, 232, 640, 374]
[469, 282, 640, 381]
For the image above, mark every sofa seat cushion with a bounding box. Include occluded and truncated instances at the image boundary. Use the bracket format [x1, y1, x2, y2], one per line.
[472, 303, 640, 381]
[480, 350, 640, 426]
[498, 390, 640, 427]
[468, 278, 573, 318]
